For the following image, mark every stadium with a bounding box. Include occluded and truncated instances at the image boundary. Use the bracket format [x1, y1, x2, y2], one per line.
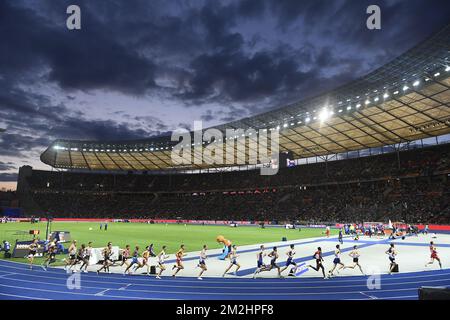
[1, 4, 450, 303]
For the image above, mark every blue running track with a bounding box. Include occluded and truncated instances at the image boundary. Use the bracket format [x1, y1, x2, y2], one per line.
[0, 259, 449, 300]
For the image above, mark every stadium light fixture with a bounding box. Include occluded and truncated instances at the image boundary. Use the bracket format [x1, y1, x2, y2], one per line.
[413, 80, 420, 87]
[383, 93, 389, 99]
[393, 90, 399, 95]
[374, 97, 379, 102]
[305, 117, 311, 123]
[402, 85, 409, 91]
[347, 105, 352, 110]
[434, 72, 440, 77]
[445, 66, 450, 72]
[338, 109, 343, 113]
[283, 123, 288, 128]
[318, 108, 330, 122]
[365, 99, 370, 105]
[356, 103, 361, 109]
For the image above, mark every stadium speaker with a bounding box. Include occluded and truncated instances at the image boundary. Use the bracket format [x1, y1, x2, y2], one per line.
[419, 287, 450, 300]
[279, 151, 294, 168]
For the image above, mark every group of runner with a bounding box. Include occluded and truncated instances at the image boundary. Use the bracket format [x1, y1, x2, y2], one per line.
[28, 238, 443, 279]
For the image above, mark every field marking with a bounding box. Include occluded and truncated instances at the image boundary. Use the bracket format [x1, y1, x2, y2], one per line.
[0, 259, 443, 300]
[161, 235, 344, 264]
[0, 272, 17, 278]
[95, 289, 110, 296]
[0, 292, 50, 300]
[359, 291, 378, 299]
[346, 294, 417, 300]
[237, 239, 391, 276]
[119, 284, 131, 290]
[377, 295, 418, 299]
[0, 260, 450, 286]
[0, 283, 175, 300]
[4, 271, 450, 291]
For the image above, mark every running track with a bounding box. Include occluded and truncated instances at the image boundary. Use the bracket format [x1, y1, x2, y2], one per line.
[0, 260, 449, 300]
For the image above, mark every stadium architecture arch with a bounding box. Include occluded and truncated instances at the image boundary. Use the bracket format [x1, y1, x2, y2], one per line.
[40, 25, 450, 174]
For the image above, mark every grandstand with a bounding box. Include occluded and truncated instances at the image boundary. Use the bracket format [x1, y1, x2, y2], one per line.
[15, 24, 450, 225]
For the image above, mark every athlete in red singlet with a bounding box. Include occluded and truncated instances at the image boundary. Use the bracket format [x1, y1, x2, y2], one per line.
[425, 241, 442, 269]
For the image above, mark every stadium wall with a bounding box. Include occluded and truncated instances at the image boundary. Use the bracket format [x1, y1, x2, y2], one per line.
[4, 218, 450, 232]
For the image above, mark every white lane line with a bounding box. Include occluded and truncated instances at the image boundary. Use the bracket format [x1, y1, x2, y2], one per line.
[1, 261, 449, 285]
[380, 295, 417, 299]
[0, 292, 50, 300]
[3, 269, 450, 290]
[118, 284, 131, 290]
[359, 291, 378, 299]
[0, 272, 17, 278]
[0, 276, 449, 296]
[95, 289, 110, 296]
[0, 283, 176, 300]
[345, 294, 417, 300]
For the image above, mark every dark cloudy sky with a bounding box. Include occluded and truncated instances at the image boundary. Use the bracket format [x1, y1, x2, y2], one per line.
[1, 0, 450, 190]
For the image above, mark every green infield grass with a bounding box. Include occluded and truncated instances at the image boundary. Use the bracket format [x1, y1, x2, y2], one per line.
[0, 221, 337, 265]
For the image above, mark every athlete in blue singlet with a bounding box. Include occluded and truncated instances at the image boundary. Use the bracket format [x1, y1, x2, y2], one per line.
[223, 245, 241, 277]
[252, 245, 268, 278]
[280, 244, 297, 275]
[328, 244, 345, 277]
[197, 245, 208, 280]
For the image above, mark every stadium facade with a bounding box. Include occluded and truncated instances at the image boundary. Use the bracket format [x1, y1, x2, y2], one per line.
[39, 25, 450, 173]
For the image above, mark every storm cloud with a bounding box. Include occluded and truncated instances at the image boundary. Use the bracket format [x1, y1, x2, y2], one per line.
[1, 0, 450, 188]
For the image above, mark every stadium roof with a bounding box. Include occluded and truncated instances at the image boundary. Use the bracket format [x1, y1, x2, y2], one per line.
[41, 24, 450, 172]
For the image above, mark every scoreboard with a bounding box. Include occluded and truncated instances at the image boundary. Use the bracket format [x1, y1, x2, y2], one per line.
[12, 240, 45, 258]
